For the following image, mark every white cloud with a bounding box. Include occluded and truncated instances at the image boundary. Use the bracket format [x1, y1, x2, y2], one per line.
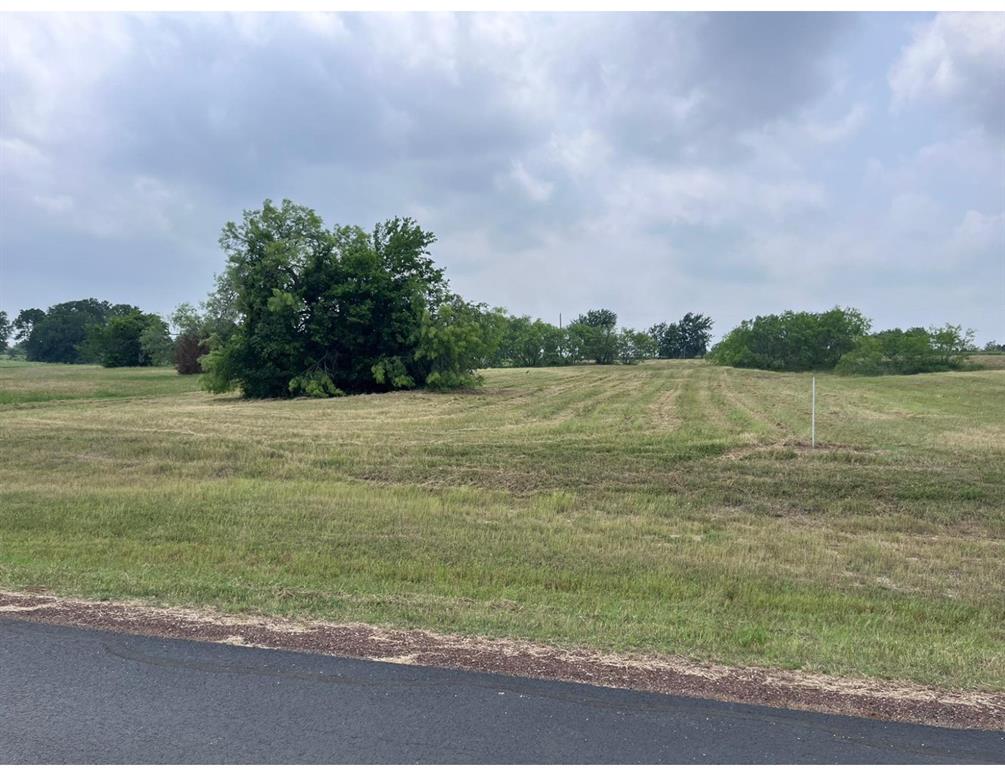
[506, 161, 554, 203]
[607, 166, 825, 228]
[953, 209, 1005, 254]
[889, 12, 1005, 135]
[804, 103, 868, 143]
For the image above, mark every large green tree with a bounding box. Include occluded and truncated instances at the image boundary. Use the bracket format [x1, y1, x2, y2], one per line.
[201, 199, 491, 397]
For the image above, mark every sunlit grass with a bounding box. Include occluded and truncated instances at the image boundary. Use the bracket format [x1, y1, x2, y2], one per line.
[1, 360, 1002, 689]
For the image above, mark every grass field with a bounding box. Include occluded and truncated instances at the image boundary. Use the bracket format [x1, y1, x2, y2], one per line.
[1, 359, 1003, 690]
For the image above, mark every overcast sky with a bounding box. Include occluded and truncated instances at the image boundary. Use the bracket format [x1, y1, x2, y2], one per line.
[2, 12, 1003, 342]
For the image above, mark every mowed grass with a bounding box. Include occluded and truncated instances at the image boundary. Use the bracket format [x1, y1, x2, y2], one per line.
[1, 360, 1003, 689]
[0, 360, 203, 404]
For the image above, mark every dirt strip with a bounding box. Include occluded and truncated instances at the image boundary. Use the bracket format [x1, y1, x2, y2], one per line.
[2, 590, 1002, 731]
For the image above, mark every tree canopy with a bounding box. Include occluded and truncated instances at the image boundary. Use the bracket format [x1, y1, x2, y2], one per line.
[649, 312, 714, 359]
[834, 325, 974, 375]
[708, 307, 871, 372]
[200, 199, 495, 397]
[568, 308, 619, 365]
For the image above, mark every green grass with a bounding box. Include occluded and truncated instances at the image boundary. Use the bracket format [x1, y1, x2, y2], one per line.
[1, 360, 1003, 689]
[0, 359, 203, 404]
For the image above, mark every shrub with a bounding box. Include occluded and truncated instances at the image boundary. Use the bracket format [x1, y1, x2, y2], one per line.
[708, 307, 870, 371]
[174, 331, 209, 374]
[836, 325, 974, 375]
[617, 329, 656, 364]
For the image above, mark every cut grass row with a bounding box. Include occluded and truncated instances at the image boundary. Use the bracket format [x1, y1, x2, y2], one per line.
[1, 360, 1002, 689]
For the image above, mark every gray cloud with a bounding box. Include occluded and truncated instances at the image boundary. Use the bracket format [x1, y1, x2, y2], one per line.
[1, 12, 1003, 344]
[889, 12, 1005, 138]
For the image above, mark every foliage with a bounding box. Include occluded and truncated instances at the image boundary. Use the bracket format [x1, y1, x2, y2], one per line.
[139, 317, 174, 366]
[414, 296, 501, 390]
[169, 302, 230, 375]
[568, 308, 619, 365]
[201, 198, 484, 397]
[88, 309, 172, 368]
[288, 370, 346, 398]
[649, 312, 714, 359]
[983, 340, 1005, 353]
[174, 332, 209, 375]
[0, 310, 10, 355]
[708, 307, 871, 372]
[16, 300, 143, 364]
[617, 328, 656, 364]
[12, 308, 45, 344]
[835, 325, 975, 375]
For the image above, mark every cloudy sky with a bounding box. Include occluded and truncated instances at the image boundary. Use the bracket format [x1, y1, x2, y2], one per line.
[2, 12, 1003, 342]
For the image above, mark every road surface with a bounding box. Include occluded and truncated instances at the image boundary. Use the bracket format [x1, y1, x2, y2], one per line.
[1, 617, 1001, 763]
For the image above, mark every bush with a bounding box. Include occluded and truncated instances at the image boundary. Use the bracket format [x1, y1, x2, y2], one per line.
[617, 328, 656, 364]
[708, 307, 870, 371]
[174, 331, 209, 374]
[836, 325, 974, 375]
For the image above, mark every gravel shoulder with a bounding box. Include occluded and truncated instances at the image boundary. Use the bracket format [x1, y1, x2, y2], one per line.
[2, 590, 1002, 732]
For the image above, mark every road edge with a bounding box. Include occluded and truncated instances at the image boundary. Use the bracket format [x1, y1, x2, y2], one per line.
[2, 590, 1002, 731]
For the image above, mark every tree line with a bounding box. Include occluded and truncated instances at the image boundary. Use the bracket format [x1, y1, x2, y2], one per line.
[0, 199, 711, 397]
[0, 300, 173, 367]
[2, 198, 983, 394]
[479, 308, 712, 369]
[707, 307, 977, 375]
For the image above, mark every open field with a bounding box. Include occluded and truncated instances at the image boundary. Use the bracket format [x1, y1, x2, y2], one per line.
[1, 360, 1003, 690]
[970, 353, 1005, 371]
[0, 360, 203, 404]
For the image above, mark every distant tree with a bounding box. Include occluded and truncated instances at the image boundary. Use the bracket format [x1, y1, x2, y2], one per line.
[982, 340, 1005, 353]
[540, 323, 568, 366]
[174, 332, 209, 374]
[650, 313, 714, 359]
[139, 316, 174, 366]
[617, 328, 656, 364]
[169, 299, 239, 375]
[474, 307, 510, 368]
[20, 299, 117, 363]
[709, 307, 870, 372]
[88, 309, 168, 367]
[170, 303, 210, 374]
[504, 316, 546, 367]
[677, 312, 714, 358]
[569, 308, 618, 365]
[836, 325, 975, 375]
[12, 308, 45, 343]
[0, 310, 10, 355]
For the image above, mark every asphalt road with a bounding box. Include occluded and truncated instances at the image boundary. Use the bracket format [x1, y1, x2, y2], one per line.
[1, 618, 1001, 764]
